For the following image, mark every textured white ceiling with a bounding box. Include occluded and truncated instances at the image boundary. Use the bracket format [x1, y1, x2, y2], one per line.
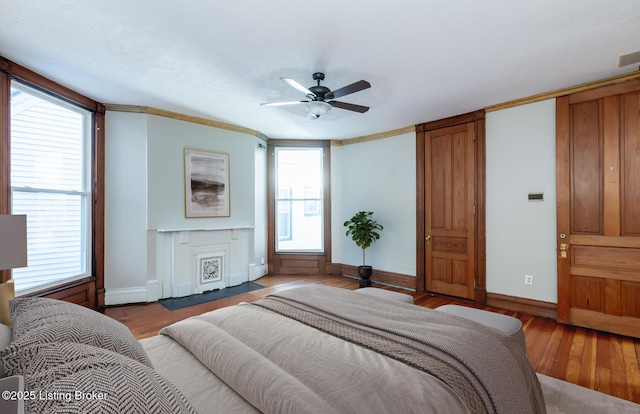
[0, 0, 638, 140]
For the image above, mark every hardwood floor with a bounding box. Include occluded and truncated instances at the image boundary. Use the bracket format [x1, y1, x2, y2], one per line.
[105, 274, 640, 405]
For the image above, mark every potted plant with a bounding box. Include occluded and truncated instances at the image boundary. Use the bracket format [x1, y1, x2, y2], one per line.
[343, 211, 383, 287]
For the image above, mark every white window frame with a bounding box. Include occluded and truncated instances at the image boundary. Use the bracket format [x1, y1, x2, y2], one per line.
[274, 147, 325, 253]
[10, 81, 92, 295]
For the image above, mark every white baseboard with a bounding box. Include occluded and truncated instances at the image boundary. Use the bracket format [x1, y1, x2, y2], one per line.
[147, 280, 159, 302]
[104, 287, 148, 306]
[253, 264, 268, 281]
[176, 282, 193, 298]
[229, 272, 243, 286]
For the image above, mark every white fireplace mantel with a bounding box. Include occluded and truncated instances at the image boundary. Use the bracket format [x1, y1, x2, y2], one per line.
[155, 225, 255, 233]
[152, 227, 255, 300]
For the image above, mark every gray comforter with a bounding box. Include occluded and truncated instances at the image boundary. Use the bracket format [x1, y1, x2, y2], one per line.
[143, 286, 545, 414]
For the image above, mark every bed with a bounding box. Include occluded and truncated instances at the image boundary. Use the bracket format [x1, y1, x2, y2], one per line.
[0, 284, 546, 414]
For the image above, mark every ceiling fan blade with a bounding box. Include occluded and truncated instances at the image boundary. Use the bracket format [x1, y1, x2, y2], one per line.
[324, 80, 371, 100]
[328, 101, 370, 113]
[260, 101, 307, 107]
[281, 77, 315, 96]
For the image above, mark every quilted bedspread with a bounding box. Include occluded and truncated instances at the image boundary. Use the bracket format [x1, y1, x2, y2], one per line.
[153, 285, 546, 414]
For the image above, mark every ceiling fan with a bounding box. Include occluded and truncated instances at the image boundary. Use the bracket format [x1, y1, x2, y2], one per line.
[261, 72, 371, 119]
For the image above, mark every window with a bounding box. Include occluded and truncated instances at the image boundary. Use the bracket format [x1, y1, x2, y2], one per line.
[303, 186, 321, 216]
[277, 187, 292, 241]
[10, 81, 92, 294]
[274, 147, 324, 252]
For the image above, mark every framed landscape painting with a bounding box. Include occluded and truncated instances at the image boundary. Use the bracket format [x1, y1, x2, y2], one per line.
[184, 148, 230, 218]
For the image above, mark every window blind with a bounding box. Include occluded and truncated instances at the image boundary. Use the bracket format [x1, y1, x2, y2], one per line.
[10, 85, 90, 293]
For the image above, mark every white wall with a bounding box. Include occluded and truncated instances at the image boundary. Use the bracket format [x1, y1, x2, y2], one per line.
[486, 99, 557, 303]
[330, 145, 344, 265]
[146, 115, 255, 231]
[333, 133, 416, 276]
[104, 112, 266, 304]
[333, 101, 558, 304]
[253, 143, 268, 278]
[106, 100, 559, 305]
[104, 112, 148, 300]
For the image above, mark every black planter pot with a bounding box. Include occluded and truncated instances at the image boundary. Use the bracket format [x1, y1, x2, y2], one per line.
[358, 265, 373, 288]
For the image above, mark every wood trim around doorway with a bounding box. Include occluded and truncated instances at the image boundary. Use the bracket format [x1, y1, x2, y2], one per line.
[415, 110, 486, 303]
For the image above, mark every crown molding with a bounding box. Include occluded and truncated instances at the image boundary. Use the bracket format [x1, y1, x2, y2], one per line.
[485, 70, 640, 112]
[104, 104, 260, 137]
[334, 125, 416, 146]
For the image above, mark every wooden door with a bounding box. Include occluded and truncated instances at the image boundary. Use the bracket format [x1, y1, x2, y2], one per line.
[424, 122, 476, 299]
[556, 80, 640, 338]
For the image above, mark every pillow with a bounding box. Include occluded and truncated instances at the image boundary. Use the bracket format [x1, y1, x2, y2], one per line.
[0, 323, 12, 378]
[6, 297, 151, 368]
[3, 342, 196, 414]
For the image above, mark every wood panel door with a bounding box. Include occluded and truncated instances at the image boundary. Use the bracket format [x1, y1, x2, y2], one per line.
[556, 80, 640, 338]
[424, 122, 476, 299]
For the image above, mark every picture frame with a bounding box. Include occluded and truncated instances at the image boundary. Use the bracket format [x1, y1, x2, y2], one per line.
[184, 148, 230, 218]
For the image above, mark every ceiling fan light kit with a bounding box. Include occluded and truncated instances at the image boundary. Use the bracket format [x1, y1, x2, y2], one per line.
[261, 72, 371, 118]
[306, 101, 332, 117]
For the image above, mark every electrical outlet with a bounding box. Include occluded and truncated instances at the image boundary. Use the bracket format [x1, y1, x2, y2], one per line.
[524, 275, 534, 285]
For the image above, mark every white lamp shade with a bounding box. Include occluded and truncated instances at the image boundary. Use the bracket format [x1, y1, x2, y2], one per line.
[306, 101, 332, 117]
[0, 215, 27, 271]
